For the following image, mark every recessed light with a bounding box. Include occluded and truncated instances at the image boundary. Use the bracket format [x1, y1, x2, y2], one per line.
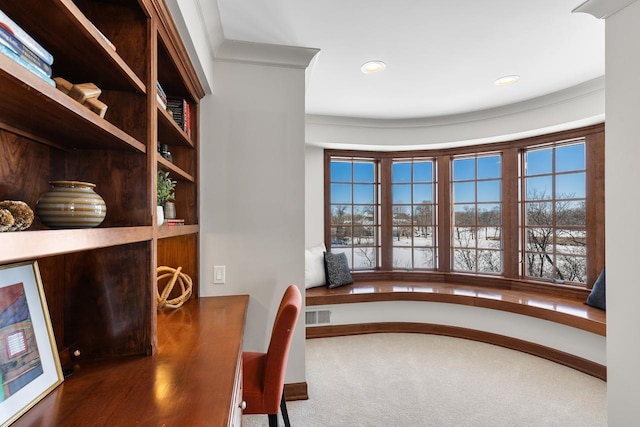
[494, 75, 520, 86]
[361, 60, 386, 74]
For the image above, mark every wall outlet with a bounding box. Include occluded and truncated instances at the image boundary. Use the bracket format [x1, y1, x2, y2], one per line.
[213, 265, 226, 284]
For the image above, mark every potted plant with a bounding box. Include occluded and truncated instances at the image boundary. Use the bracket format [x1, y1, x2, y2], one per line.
[157, 171, 176, 225]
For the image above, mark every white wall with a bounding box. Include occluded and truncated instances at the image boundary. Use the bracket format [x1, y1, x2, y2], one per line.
[305, 146, 324, 247]
[199, 41, 318, 385]
[604, 1, 640, 424]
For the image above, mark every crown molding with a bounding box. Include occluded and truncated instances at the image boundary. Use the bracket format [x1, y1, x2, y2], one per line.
[573, 0, 638, 18]
[215, 39, 320, 69]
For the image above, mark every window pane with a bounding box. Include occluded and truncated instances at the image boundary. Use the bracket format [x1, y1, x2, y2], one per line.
[478, 227, 501, 248]
[392, 206, 411, 225]
[453, 182, 475, 203]
[414, 161, 433, 182]
[556, 144, 585, 172]
[392, 184, 412, 203]
[526, 253, 554, 279]
[414, 248, 435, 269]
[556, 229, 586, 255]
[352, 226, 375, 246]
[477, 180, 500, 202]
[331, 205, 352, 224]
[525, 148, 552, 175]
[453, 249, 475, 271]
[354, 205, 375, 225]
[413, 184, 432, 203]
[393, 248, 412, 269]
[354, 247, 376, 269]
[525, 227, 554, 249]
[354, 162, 374, 182]
[453, 158, 475, 180]
[331, 226, 350, 246]
[454, 204, 475, 226]
[525, 176, 552, 200]
[354, 184, 374, 204]
[557, 255, 586, 283]
[413, 205, 434, 225]
[525, 202, 552, 226]
[556, 172, 585, 199]
[478, 204, 501, 227]
[393, 226, 412, 246]
[478, 250, 501, 273]
[331, 161, 351, 182]
[453, 227, 475, 247]
[392, 162, 411, 183]
[331, 183, 352, 204]
[556, 201, 585, 227]
[477, 156, 501, 179]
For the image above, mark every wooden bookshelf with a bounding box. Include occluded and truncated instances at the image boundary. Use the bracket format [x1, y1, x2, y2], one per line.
[0, 0, 205, 420]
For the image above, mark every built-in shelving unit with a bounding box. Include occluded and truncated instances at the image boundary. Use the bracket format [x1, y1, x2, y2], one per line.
[0, 0, 204, 418]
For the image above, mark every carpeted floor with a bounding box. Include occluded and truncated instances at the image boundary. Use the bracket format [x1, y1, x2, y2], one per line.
[242, 333, 606, 427]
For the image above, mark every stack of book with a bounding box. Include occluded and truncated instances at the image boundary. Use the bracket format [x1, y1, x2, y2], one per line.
[165, 219, 184, 226]
[166, 97, 191, 137]
[0, 9, 54, 86]
[157, 81, 168, 110]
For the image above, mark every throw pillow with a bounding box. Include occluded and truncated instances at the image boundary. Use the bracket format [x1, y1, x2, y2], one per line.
[324, 252, 353, 289]
[305, 243, 326, 289]
[585, 267, 606, 310]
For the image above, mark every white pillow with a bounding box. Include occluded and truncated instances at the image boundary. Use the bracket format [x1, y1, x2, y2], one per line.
[305, 243, 327, 289]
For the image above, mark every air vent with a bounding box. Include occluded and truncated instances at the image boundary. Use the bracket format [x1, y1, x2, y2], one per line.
[305, 310, 331, 325]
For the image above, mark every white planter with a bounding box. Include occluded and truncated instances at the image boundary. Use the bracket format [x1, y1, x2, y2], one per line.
[157, 205, 164, 226]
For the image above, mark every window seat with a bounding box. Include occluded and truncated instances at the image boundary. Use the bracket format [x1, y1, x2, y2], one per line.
[306, 280, 606, 379]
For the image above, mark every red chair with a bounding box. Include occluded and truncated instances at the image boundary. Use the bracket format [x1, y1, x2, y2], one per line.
[242, 285, 302, 427]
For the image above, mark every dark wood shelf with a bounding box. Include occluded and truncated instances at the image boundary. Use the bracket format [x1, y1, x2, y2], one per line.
[157, 104, 194, 148]
[0, 55, 145, 152]
[157, 153, 195, 182]
[0, 0, 146, 93]
[158, 224, 199, 239]
[0, 227, 153, 263]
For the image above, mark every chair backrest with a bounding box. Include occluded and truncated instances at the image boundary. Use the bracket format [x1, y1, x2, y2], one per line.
[263, 285, 302, 409]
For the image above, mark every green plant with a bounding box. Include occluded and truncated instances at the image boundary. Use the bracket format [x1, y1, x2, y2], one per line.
[157, 171, 176, 205]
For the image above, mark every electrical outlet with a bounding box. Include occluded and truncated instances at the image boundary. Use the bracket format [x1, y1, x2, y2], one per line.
[213, 265, 226, 284]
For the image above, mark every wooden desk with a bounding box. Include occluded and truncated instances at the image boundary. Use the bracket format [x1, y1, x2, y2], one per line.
[13, 295, 249, 426]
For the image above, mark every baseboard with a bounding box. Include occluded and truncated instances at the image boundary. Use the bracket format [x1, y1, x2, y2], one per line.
[307, 322, 607, 381]
[284, 382, 308, 401]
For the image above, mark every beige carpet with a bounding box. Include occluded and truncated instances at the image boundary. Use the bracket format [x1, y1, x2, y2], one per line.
[242, 333, 606, 427]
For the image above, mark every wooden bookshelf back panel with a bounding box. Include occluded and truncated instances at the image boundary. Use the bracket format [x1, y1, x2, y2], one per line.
[157, 233, 199, 298]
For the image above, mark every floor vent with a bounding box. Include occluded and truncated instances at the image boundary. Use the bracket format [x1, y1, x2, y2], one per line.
[305, 310, 331, 325]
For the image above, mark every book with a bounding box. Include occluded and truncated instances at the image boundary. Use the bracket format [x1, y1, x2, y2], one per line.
[166, 219, 185, 226]
[0, 24, 51, 76]
[0, 43, 54, 86]
[167, 97, 188, 132]
[0, 8, 53, 65]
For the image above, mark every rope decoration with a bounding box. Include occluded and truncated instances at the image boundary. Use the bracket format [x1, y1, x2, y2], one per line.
[157, 266, 193, 309]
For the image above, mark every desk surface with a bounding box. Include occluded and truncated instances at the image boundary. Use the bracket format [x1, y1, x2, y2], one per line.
[13, 295, 249, 426]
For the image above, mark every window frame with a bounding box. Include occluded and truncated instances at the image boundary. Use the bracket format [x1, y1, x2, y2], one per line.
[324, 124, 605, 291]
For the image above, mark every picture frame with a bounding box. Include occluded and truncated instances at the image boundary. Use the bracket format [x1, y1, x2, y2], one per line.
[0, 261, 63, 426]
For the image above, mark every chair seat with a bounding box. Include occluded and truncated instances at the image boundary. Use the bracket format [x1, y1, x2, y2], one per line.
[242, 351, 272, 415]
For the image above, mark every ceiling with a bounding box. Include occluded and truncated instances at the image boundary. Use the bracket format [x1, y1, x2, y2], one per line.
[215, 0, 604, 120]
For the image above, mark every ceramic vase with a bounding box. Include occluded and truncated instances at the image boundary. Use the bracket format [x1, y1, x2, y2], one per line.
[35, 181, 106, 229]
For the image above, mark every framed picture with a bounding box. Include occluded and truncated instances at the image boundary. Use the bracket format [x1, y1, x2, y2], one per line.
[0, 261, 63, 426]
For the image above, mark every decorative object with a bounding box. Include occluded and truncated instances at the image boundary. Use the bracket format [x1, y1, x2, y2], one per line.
[0, 261, 64, 427]
[324, 252, 353, 288]
[156, 205, 164, 226]
[35, 181, 106, 229]
[163, 201, 176, 219]
[305, 243, 326, 289]
[585, 268, 606, 310]
[0, 200, 34, 232]
[157, 171, 176, 225]
[53, 77, 108, 118]
[156, 266, 193, 309]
